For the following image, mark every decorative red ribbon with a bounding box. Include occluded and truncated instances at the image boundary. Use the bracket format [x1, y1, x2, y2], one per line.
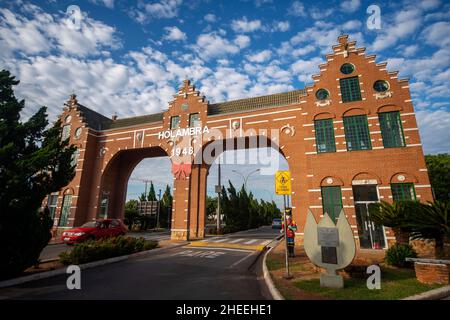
[172, 163, 192, 180]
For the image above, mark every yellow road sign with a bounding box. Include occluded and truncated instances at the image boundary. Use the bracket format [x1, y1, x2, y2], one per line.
[275, 171, 291, 195]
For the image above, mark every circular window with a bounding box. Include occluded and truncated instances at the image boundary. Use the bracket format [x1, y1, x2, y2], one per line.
[315, 88, 330, 100]
[340, 63, 355, 75]
[74, 127, 82, 139]
[373, 80, 390, 92]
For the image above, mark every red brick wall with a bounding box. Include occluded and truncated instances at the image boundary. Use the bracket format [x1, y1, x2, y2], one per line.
[414, 262, 450, 284]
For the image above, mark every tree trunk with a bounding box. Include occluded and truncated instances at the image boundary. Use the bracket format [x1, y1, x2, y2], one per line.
[392, 228, 410, 245]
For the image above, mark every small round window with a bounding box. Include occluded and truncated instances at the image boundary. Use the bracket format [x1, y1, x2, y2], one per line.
[315, 88, 330, 100]
[340, 63, 355, 75]
[373, 80, 390, 92]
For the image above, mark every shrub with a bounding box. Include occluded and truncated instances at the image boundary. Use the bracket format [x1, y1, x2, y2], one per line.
[59, 236, 158, 265]
[385, 244, 417, 268]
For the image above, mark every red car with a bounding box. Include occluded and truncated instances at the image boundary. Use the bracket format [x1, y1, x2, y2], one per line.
[61, 219, 127, 244]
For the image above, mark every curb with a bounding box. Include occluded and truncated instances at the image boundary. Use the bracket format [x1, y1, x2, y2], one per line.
[262, 242, 284, 300]
[402, 285, 450, 300]
[0, 242, 188, 289]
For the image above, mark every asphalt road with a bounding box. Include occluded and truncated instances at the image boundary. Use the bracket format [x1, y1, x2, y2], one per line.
[1, 227, 279, 300]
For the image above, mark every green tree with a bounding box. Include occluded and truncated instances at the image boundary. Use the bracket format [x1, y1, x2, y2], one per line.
[138, 192, 147, 202]
[160, 184, 173, 228]
[205, 195, 217, 221]
[425, 154, 450, 201]
[0, 70, 76, 279]
[147, 182, 157, 201]
[124, 199, 139, 230]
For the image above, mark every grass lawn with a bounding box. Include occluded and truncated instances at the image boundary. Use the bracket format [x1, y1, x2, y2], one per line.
[293, 266, 442, 300]
[267, 244, 445, 300]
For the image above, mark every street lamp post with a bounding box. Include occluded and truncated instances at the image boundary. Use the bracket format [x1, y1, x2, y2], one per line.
[231, 168, 260, 190]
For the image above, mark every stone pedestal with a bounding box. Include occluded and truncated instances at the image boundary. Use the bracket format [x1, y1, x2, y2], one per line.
[320, 273, 344, 288]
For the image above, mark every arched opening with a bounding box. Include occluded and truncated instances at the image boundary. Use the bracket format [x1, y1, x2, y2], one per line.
[199, 135, 289, 235]
[98, 147, 171, 229]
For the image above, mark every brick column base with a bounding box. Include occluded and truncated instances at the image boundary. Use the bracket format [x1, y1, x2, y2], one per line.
[414, 262, 450, 284]
[171, 230, 188, 241]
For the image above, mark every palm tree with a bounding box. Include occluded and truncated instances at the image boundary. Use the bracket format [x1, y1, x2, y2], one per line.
[368, 201, 418, 245]
[407, 201, 450, 259]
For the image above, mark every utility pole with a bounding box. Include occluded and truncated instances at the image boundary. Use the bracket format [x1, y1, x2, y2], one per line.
[156, 189, 162, 229]
[216, 161, 221, 234]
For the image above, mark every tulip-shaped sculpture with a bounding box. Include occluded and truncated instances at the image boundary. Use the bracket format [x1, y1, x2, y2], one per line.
[303, 209, 356, 288]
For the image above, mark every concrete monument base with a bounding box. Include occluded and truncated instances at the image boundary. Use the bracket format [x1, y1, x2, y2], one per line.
[320, 273, 344, 288]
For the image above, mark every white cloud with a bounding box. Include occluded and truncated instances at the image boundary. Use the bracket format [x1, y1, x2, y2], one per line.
[234, 34, 251, 49]
[163, 26, 187, 41]
[291, 57, 323, 83]
[341, 20, 362, 30]
[309, 7, 333, 20]
[246, 50, 272, 63]
[287, 1, 307, 17]
[132, 0, 183, 23]
[193, 33, 247, 60]
[89, 0, 114, 9]
[231, 16, 262, 33]
[340, 0, 360, 13]
[272, 20, 290, 32]
[0, 6, 120, 57]
[370, 4, 440, 52]
[204, 13, 216, 23]
[422, 21, 450, 47]
[416, 110, 450, 154]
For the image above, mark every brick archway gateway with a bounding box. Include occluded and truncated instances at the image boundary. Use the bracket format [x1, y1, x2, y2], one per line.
[50, 35, 433, 246]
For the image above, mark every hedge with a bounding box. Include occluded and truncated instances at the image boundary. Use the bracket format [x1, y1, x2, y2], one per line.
[59, 236, 158, 265]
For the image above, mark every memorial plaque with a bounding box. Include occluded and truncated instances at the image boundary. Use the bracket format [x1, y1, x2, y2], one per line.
[321, 246, 338, 264]
[317, 227, 339, 247]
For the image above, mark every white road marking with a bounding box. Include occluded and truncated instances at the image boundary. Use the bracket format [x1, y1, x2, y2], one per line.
[261, 240, 271, 246]
[243, 239, 258, 245]
[212, 238, 229, 243]
[229, 251, 256, 268]
[229, 238, 244, 243]
[173, 250, 226, 259]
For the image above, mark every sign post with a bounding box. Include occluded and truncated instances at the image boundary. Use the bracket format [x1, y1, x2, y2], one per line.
[275, 171, 293, 279]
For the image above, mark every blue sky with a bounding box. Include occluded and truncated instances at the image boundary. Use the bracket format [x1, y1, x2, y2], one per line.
[1, 0, 449, 207]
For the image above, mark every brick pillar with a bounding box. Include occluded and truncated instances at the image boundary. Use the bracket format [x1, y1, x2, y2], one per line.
[171, 177, 191, 240]
[188, 163, 208, 239]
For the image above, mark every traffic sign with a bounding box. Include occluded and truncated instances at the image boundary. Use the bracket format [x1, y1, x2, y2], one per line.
[275, 171, 292, 195]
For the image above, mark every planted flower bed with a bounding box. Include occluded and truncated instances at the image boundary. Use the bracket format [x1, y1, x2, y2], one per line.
[59, 236, 158, 265]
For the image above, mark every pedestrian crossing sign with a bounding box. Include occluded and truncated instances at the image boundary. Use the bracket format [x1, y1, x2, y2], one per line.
[275, 171, 291, 195]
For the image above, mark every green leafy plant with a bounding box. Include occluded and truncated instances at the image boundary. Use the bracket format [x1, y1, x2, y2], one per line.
[385, 244, 417, 268]
[59, 236, 158, 265]
[407, 200, 450, 259]
[368, 201, 418, 245]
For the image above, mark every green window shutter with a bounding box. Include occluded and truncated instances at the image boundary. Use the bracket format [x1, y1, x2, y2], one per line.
[189, 113, 200, 127]
[391, 183, 416, 201]
[339, 77, 362, 102]
[379, 111, 405, 148]
[170, 116, 180, 129]
[343, 115, 372, 151]
[321, 186, 343, 223]
[59, 195, 72, 227]
[314, 119, 336, 153]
